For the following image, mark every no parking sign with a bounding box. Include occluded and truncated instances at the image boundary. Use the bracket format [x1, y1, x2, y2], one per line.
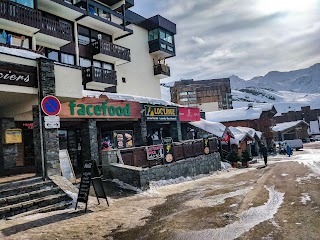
[41, 95, 61, 116]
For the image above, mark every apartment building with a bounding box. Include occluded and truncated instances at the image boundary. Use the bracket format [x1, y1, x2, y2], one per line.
[170, 78, 232, 112]
[0, 0, 176, 176]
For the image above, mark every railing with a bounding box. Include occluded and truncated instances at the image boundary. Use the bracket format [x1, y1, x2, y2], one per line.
[154, 64, 170, 77]
[91, 39, 131, 62]
[82, 66, 117, 85]
[0, 0, 72, 41]
[0, 0, 41, 28]
[118, 138, 219, 168]
[40, 17, 73, 41]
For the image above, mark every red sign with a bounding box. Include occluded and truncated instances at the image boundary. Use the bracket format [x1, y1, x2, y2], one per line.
[179, 107, 201, 122]
[41, 95, 61, 116]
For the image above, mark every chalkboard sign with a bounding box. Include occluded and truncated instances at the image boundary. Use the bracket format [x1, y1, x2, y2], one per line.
[75, 160, 109, 212]
[59, 150, 75, 182]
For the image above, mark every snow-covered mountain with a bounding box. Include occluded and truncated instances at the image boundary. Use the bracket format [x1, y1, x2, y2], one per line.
[230, 63, 320, 93]
[161, 63, 320, 115]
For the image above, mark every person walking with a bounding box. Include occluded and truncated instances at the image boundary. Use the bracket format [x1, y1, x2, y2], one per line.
[286, 144, 292, 157]
[260, 144, 268, 166]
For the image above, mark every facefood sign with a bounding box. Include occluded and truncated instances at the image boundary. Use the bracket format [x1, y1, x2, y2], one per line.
[59, 98, 141, 119]
[69, 101, 130, 117]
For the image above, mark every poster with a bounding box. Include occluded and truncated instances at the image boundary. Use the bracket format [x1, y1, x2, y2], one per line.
[146, 145, 164, 161]
[163, 137, 174, 163]
[203, 137, 210, 155]
[113, 130, 134, 149]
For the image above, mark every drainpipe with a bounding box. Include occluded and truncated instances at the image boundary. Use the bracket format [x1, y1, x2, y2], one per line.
[37, 60, 46, 181]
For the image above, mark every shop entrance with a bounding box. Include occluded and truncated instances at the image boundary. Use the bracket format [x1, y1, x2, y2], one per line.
[146, 122, 171, 145]
[15, 122, 35, 168]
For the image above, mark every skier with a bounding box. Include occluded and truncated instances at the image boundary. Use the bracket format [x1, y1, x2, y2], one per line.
[286, 144, 292, 157]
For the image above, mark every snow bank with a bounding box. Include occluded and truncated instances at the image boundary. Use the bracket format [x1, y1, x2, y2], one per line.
[175, 185, 285, 240]
[221, 162, 232, 170]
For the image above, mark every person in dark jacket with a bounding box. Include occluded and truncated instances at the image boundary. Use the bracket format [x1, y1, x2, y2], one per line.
[260, 144, 268, 166]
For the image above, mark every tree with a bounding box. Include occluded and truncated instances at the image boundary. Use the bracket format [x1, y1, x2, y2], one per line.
[226, 150, 241, 162]
[241, 149, 252, 162]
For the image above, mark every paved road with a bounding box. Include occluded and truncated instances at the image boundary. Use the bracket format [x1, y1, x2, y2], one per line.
[1, 143, 319, 240]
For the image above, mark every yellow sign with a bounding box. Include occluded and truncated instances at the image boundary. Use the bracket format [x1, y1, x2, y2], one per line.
[5, 129, 22, 144]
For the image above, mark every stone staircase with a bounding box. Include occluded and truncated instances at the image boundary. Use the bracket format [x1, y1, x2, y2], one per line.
[0, 176, 73, 219]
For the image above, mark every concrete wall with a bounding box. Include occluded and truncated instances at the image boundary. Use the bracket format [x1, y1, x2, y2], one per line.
[115, 25, 161, 99]
[103, 152, 221, 189]
[54, 64, 83, 99]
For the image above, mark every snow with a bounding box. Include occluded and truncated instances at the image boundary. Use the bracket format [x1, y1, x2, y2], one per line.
[83, 90, 178, 106]
[176, 185, 285, 240]
[189, 118, 227, 138]
[184, 187, 251, 208]
[271, 120, 308, 132]
[309, 121, 320, 135]
[281, 173, 289, 177]
[0, 45, 45, 60]
[228, 126, 253, 145]
[221, 162, 232, 170]
[65, 190, 78, 204]
[206, 105, 274, 123]
[300, 193, 311, 205]
[150, 176, 193, 188]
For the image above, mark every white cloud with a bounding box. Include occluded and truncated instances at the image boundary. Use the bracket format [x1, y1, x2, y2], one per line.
[133, 0, 320, 82]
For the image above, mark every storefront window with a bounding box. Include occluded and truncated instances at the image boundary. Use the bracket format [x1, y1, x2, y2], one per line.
[10, 0, 34, 8]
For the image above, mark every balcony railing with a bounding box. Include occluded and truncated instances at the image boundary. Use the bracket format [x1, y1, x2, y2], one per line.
[0, 0, 41, 28]
[154, 64, 170, 77]
[0, 0, 72, 41]
[83, 66, 117, 86]
[91, 39, 131, 62]
[40, 17, 73, 41]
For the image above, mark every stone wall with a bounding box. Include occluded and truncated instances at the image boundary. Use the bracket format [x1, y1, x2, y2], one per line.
[33, 58, 60, 177]
[104, 152, 221, 189]
[0, 118, 17, 175]
[81, 119, 99, 163]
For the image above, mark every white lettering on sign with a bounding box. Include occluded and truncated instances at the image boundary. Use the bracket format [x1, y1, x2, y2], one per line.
[0, 71, 30, 82]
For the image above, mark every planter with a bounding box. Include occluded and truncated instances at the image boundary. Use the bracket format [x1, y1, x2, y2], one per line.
[231, 162, 238, 168]
[242, 161, 249, 168]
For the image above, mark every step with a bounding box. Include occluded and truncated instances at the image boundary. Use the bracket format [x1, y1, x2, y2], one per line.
[0, 180, 54, 198]
[8, 201, 73, 220]
[0, 193, 70, 219]
[0, 177, 43, 191]
[0, 187, 61, 208]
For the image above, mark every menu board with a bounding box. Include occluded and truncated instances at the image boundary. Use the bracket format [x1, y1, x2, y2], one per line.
[76, 161, 93, 204]
[113, 130, 134, 149]
[75, 160, 109, 211]
[146, 145, 164, 161]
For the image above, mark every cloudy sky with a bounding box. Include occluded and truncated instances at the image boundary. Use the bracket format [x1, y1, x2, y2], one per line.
[132, 0, 320, 82]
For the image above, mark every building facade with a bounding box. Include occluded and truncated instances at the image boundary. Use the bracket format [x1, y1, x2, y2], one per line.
[0, 0, 177, 176]
[170, 78, 232, 112]
[274, 106, 320, 137]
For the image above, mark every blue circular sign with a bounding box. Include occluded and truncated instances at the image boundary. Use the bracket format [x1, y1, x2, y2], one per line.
[41, 95, 61, 116]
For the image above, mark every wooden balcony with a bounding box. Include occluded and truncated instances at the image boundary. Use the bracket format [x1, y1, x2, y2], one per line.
[154, 64, 170, 79]
[83, 66, 117, 91]
[0, 0, 72, 47]
[0, 0, 40, 33]
[91, 39, 130, 65]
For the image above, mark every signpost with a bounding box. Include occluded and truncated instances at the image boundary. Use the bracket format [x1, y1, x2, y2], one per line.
[41, 95, 61, 116]
[41, 96, 61, 129]
[75, 160, 109, 212]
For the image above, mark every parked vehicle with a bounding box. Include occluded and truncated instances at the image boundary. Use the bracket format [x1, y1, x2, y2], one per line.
[283, 139, 303, 151]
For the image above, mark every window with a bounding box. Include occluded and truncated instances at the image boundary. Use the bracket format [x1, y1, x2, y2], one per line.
[80, 58, 92, 67]
[61, 53, 75, 65]
[48, 50, 59, 62]
[10, 0, 34, 8]
[148, 29, 159, 41]
[78, 25, 111, 45]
